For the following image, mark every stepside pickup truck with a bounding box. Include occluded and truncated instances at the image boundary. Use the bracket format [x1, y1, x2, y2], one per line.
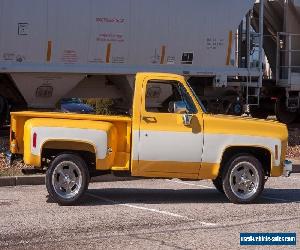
[9, 73, 292, 205]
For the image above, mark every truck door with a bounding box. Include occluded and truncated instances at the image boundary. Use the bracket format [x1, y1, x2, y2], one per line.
[132, 75, 204, 179]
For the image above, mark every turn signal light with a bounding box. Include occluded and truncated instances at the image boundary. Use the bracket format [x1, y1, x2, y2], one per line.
[33, 132, 37, 148]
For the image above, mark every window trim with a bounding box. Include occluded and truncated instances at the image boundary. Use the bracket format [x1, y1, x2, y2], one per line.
[143, 79, 198, 115]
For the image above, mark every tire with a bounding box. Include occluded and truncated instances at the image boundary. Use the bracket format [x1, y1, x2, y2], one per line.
[222, 154, 264, 204]
[46, 153, 90, 205]
[212, 176, 224, 193]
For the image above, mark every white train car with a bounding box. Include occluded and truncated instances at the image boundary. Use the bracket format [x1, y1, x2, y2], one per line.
[0, 0, 256, 122]
[250, 0, 300, 123]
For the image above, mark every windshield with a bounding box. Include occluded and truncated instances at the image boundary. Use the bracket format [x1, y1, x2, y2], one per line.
[186, 80, 207, 113]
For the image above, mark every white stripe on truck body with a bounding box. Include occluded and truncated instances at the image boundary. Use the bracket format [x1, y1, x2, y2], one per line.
[31, 127, 108, 159]
[132, 130, 280, 166]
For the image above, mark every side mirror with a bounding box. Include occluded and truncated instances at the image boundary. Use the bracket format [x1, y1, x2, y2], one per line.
[182, 114, 193, 126]
[171, 101, 188, 114]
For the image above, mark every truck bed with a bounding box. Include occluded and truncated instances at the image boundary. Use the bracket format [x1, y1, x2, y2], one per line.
[10, 111, 132, 170]
[10, 111, 131, 123]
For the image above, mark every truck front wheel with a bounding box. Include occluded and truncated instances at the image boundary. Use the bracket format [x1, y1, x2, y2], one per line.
[222, 154, 264, 204]
[46, 153, 90, 205]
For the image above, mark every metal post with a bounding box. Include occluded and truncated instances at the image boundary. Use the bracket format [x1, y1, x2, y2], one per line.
[258, 0, 264, 87]
[246, 11, 251, 70]
[288, 34, 292, 86]
[235, 32, 239, 67]
[276, 33, 280, 84]
[246, 11, 251, 106]
[238, 21, 243, 68]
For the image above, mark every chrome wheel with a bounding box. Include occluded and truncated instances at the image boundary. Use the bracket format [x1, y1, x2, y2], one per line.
[52, 161, 83, 200]
[229, 161, 259, 200]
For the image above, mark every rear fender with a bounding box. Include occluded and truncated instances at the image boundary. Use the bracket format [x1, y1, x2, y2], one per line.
[23, 118, 117, 168]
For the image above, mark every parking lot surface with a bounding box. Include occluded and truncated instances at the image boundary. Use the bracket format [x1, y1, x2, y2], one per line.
[0, 174, 299, 250]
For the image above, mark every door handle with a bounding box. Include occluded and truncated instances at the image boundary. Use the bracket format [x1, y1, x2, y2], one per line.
[142, 116, 157, 123]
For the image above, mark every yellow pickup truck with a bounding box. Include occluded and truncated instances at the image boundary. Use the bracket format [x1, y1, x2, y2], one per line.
[8, 73, 291, 205]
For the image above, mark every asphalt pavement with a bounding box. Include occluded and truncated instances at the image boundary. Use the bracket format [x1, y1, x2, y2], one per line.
[0, 174, 299, 249]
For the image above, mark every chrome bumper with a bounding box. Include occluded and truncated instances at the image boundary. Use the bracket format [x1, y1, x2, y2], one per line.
[283, 160, 293, 177]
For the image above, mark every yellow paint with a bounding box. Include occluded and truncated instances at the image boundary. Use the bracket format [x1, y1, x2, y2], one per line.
[133, 73, 203, 133]
[131, 73, 204, 176]
[199, 163, 221, 179]
[270, 165, 284, 177]
[203, 114, 287, 140]
[11, 112, 131, 154]
[270, 139, 288, 176]
[126, 123, 131, 153]
[226, 31, 233, 65]
[10, 111, 131, 123]
[203, 113, 288, 176]
[137, 161, 199, 174]
[96, 152, 128, 171]
[22, 118, 119, 169]
[24, 153, 40, 167]
[131, 160, 199, 179]
[112, 152, 130, 170]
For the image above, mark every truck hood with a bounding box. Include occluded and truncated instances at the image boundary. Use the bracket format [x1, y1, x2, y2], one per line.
[203, 114, 288, 141]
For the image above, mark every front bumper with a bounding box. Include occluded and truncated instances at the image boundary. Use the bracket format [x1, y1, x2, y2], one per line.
[283, 160, 293, 177]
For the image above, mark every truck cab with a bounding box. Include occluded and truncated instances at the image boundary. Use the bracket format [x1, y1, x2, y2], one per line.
[9, 73, 291, 205]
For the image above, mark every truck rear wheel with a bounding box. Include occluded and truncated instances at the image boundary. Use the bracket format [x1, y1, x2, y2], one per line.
[46, 153, 90, 205]
[222, 154, 264, 204]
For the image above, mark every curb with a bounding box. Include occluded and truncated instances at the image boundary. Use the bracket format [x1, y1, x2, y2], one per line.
[292, 164, 300, 173]
[0, 174, 137, 187]
[16, 175, 45, 186]
[0, 162, 299, 187]
[0, 176, 17, 187]
[287, 159, 300, 173]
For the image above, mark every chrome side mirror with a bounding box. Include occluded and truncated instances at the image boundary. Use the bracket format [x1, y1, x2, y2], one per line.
[172, 101, 188, 114]
[169, 101, 193, 126]
[182, 114, 193, 126]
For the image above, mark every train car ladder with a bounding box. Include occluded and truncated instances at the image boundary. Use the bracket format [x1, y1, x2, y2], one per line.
[245, 74, 260, 106]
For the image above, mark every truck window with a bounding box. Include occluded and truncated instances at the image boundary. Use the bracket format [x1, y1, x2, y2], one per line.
[179, 84, 198, 114]
[145, 80, 197, 114]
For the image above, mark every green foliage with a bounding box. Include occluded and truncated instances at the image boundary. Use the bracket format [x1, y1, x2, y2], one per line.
[83, 98, 114, 115]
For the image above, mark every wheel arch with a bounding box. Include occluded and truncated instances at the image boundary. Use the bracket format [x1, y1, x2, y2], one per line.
[41, 140, 97, 175]
[218, 146, 272, 177]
